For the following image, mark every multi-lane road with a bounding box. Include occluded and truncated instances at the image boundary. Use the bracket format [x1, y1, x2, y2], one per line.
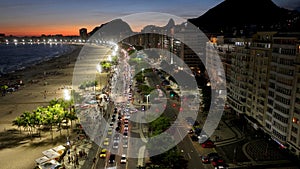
[78, 45, 218, 169]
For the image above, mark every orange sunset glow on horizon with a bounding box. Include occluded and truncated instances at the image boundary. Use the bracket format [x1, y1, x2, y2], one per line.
[1, 24, 143, 37]
[1, 25, 94, 37]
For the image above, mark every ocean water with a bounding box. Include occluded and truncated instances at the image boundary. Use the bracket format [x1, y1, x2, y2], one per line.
[0, 43, 76, 75]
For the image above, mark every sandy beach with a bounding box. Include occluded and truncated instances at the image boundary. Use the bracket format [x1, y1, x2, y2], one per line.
[0, 44, 83, 169]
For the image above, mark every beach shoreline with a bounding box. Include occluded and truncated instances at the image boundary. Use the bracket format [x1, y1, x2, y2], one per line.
[0, 44, 83, 169]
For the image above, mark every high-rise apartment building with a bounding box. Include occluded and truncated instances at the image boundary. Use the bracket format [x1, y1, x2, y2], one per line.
[222, 32, 300, 156]
[269, 33, 300, 154]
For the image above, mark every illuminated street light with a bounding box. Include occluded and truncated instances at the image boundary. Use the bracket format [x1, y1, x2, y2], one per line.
[108, 55, 112, 62]
[112, 50, 116, 56]
[63, 89, 71, 101]
[96, 64, 102, 73]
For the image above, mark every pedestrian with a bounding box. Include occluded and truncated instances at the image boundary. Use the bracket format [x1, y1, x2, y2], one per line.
[68, 156, 70, 163]
[93, 157, 96, 163]
[74, 155, 78, 164]
[79, 150, 82, 158]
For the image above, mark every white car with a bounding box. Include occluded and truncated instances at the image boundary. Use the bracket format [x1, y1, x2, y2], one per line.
[120, 154, 127, 164]
[113, 142, 119, 149]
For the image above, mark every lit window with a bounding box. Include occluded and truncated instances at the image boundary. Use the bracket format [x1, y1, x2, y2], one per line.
[292, 117, 298, 123]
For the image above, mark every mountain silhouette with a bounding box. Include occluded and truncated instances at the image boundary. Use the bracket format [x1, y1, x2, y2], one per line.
[88, 19, 133, 40]
[188, 0, 300, 34]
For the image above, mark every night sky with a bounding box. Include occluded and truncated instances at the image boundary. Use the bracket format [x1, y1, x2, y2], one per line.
[0, 0, 298, 36]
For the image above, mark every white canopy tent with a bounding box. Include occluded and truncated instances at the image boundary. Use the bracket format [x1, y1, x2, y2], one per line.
[35, 156, 50, 164]
[52, 145, 66, 155]
[42, 149, 61, 160]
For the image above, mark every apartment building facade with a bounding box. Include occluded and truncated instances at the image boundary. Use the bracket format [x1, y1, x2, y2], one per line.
[223, 32, 300, 156]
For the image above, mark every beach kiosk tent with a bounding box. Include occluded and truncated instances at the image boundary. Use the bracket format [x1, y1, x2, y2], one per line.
[36, 159, 61, 169]
[42, 149, 61, 161]
[52, 145, 66, 155]
[35, 156, 50, 165]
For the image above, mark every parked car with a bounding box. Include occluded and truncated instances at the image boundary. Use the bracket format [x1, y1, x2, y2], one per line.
[190, 135, 199, 142]
[207, 152, 220, 161]
[201, 140, 215, 148]
[214, 166, 228, 169]
[198, 134, 208, 143]
[201, 156, 210, 164]
[211, 157, 225, 167]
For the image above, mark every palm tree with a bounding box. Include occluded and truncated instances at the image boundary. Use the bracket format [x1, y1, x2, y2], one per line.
[21, 111, 31, 133]
[33, 107, 45, 138]
[44, 106, 55, 140]
[12, 116, 24, 134]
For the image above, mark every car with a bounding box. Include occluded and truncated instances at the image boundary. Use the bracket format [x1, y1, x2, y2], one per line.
[207, 153, 220, 162]
[125, 114, 130, 119]
[99, 149, 107, 158]
[201, 140, 215, 148]
[115, 126, 121, 132]
[190, 135, 199, 142]
[103, 138, 110, 146]
[117, 121, 122, 127]
[107, 128, 113, 135]
[214, 166, 227, 169]
[109, 154, 116, 164]
[109, 122, 114, 128]
[193, 120, 200, 127]
[123, 131, 128, 138]
[198, 134, 208, 143]
[201, 156, 210, 164]
[120, 154, 127, 164]
[194, 128, 202, 136]
[188, 129, 194, 134]
[113, 142, 119, 149]
[211, 158, 225, 167]
[113, 134, 120, 141]
[123, 139, 128, 148]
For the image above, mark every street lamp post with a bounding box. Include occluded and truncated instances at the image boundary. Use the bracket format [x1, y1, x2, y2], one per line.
[96, 64, 102, 92]
[63, 89, 71, 137]
[145, 94, 150, 109]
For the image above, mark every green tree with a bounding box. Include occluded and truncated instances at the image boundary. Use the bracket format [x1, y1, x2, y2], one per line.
[148, 117, 171, 136]
[43, 106, 55, 140]
[12, 116, 23, 134]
